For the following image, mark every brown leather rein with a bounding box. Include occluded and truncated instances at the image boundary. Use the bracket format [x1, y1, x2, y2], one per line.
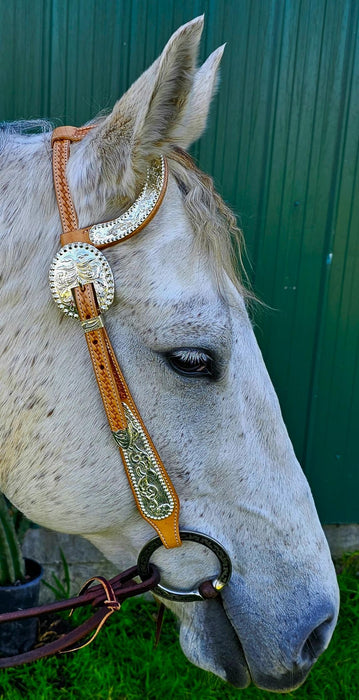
[0, 125, 232, 667]
[0, 565, 160, 668]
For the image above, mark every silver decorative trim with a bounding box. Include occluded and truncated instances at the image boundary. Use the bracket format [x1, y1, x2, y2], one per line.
[49, 243, 114, 318]
[89, 157, 165, 246]
[112, 403, 174, 521]
[81, 316, 104, 333]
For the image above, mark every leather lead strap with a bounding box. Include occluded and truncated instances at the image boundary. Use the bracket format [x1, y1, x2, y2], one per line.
[51, 127, 181, 549]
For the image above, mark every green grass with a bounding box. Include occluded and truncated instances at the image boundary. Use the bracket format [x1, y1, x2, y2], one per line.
[0, 555, 358, 700]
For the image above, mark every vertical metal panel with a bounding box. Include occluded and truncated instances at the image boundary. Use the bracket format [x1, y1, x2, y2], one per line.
[304, 3, 359, 521]
[1, 1, 358, 522]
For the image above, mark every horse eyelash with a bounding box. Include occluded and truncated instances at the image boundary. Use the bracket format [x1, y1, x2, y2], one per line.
[170, 349, 209, 365]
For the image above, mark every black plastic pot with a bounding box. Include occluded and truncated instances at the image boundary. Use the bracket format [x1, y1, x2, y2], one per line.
[0, 558, 43, 656]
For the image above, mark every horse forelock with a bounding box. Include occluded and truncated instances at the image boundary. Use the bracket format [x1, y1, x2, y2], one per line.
[0, 120, 53, 152]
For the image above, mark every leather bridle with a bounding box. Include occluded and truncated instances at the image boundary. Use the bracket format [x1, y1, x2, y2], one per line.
[50, 124, 232, 592]
[51, 126, 181, 551]
[0, 125, 232, 666]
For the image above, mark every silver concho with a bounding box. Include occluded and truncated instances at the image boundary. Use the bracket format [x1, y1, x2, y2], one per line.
[112, 403, 174, 521]
[89, 157, 165, 246]
[49, 243, 114, 318]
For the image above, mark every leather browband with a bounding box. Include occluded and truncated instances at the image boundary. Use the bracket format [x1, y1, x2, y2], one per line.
[50, 126, 181, 549]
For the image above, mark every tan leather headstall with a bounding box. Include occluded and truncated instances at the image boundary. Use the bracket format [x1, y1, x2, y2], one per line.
[50, 126, 181, 549]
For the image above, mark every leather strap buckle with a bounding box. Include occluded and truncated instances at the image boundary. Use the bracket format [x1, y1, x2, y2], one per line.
[49, 243, 114, 319]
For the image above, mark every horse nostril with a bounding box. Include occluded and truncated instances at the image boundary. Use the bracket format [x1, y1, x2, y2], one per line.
[299, 616, 334, 665]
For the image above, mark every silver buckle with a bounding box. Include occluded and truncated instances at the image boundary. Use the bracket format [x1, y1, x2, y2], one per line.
[49, 243, 114, 318]
[137, 530, 232, 602]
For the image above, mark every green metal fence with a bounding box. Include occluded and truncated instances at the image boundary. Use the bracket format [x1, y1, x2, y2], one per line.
[1, 0, 358, 523]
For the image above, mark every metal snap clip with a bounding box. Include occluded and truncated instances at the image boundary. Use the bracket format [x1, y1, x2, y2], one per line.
[137, 530, 232, 602]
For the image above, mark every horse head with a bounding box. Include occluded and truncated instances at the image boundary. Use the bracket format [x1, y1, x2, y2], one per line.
[0, 16, 339, 691]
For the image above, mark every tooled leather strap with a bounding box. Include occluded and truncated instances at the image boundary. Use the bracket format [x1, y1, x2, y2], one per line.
[51, 127, 181, 549]
[73, 283, 180, 548]
[52, 126, 94, 233]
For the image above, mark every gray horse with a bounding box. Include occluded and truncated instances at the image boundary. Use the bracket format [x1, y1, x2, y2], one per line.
[0, 17, 339, 692]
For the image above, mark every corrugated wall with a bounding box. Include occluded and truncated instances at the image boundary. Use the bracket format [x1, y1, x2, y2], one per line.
[1, 0, 358, 523]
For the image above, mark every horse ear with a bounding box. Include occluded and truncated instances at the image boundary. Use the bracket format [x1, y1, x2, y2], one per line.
[170, 45, 225, 149]
[91, 16, 204, 196]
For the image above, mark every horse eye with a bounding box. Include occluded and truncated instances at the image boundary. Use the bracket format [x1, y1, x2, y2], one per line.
[167, 349, 213, 377]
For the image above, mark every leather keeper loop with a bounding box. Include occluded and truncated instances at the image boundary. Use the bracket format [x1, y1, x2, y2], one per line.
[60, 228, 91, 246]
[51, 125, 94, 146]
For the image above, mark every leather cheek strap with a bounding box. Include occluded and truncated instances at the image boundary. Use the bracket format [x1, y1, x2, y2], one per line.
[72, 286, 181, 550]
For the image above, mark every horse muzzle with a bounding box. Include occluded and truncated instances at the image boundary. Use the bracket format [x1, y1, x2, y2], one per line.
[219, 574, 338, 691]
[178, 584, 337, 691]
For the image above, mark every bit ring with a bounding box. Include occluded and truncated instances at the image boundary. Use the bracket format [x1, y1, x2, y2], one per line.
[137, 530, 232, 602]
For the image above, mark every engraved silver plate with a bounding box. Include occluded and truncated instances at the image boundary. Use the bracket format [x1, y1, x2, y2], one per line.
[89, 157, 166, 246]
[49, 243, 114, 318]
[112, 403, 174, 520]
